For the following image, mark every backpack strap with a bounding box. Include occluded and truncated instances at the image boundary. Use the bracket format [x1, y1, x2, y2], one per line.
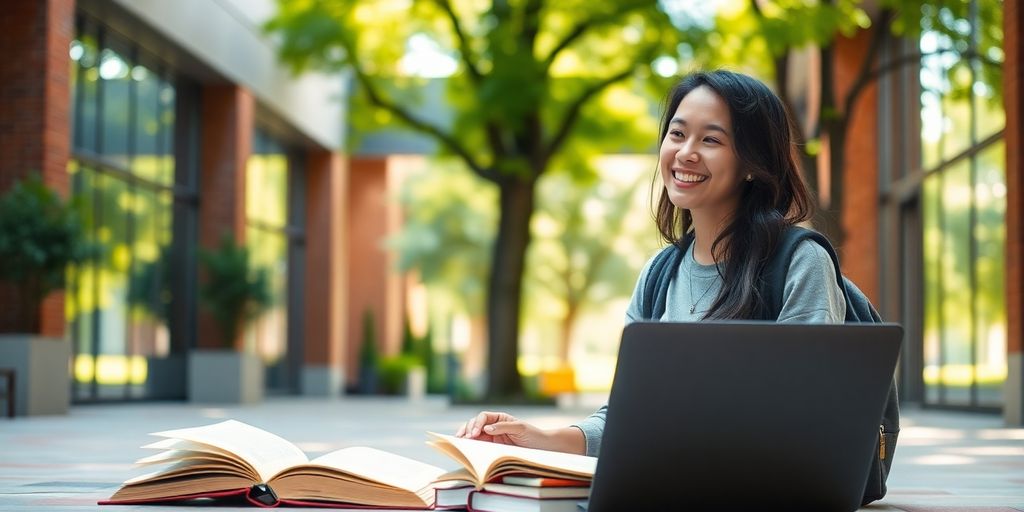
[765, 227, 851, 321]
[640, 232, 694, 320]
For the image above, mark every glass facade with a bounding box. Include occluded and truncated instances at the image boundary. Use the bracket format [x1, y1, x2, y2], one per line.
[68, 15, 198, 401]
[246, 128, 305, 393]
[919, 1, 1005, 408]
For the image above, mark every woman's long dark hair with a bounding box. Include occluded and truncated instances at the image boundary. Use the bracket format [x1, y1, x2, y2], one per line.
[653, 70, 814, 319]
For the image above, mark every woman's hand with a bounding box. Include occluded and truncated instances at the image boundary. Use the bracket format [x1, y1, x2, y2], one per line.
[454, 411, 586, 454]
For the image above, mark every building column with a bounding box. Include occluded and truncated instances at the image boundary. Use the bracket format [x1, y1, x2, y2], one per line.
[0, 0, 73, 336]
[346, 157, 403, 390]
[1004, 0, 1023, 426]
[196, 84, 253, 350]
[833, 26, 882, 303]
[302, 150, 348, 396]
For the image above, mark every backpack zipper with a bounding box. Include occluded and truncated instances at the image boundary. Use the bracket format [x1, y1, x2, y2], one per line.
[879, 425, 886, 459]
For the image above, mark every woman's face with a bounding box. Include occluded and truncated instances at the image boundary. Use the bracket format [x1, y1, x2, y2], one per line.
[659, 85, 743, 224]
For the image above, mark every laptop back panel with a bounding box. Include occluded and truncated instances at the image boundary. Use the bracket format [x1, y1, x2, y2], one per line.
[587, 321, 902, 512]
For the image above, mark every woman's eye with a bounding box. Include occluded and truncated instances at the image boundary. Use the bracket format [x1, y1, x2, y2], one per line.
[704, 137, 720, 144]
[670, 130, 684, 138]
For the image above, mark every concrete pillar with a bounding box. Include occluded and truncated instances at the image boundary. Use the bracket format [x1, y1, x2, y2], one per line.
[0, 0, 74, 337]
[196, 84, 252, 350]
[1004, 0, 1023, 426]
[302, 149, 348, 396]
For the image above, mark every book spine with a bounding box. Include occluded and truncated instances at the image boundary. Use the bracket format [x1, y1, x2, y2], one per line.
[246, 484, 280, 507]
[97, 488, 252, 506]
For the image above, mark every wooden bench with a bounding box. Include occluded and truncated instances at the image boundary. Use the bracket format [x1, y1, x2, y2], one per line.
[0, 368, 14, 418]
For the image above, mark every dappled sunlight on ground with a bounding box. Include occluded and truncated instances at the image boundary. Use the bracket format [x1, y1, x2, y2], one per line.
[905, 454, 978, 466]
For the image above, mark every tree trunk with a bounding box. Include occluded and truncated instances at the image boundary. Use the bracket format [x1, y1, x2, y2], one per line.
[773, 55, 821, 218]
[823, 118, 848, 249]
[486, 177, 537, 398]
[559, 303, 578, 364]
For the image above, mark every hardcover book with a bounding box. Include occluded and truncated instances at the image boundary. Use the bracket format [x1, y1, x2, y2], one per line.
[100, 420, 596, 509]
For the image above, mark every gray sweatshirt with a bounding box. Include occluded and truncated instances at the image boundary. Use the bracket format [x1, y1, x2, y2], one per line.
[572, 239, 846, 457]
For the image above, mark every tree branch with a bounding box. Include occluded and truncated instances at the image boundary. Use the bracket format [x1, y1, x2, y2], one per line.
[541, 1, 650, 73]
[748, 0, 764, 18]
[352, 69, 497, 181]
[543, 66, 637, 168]
[433, 0, 482, 82]
[842, 9, 894, 122]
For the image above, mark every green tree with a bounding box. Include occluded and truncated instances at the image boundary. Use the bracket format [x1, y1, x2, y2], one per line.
[690, 0, 1003, 245]
[527, 170, 646, 363]
[390, 159, 496, 320]
[267, 0, 686, 397]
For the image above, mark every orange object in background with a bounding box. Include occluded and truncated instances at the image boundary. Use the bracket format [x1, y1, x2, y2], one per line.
[539, 367, 577, 396]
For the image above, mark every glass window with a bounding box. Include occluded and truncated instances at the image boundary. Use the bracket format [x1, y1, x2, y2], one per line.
[71, 21, 100, 153]
[918, 0, 1004, 409]
[974, 141, 1006, 407]
[246, 128, 295, 392]
[99, 33, 132, 169]
[68, 15, 193, 402]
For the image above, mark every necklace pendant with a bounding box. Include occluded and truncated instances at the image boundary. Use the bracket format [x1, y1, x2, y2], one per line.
[690, 304, 697, 314]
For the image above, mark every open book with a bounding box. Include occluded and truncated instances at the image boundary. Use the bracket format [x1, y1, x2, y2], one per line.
[427, 432, 596, 487]
[100, 419, 597, 509]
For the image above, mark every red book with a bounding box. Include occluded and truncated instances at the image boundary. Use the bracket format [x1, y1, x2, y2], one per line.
[499, 476, 590, 488]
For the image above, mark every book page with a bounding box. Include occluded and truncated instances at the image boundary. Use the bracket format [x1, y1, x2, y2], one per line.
[426, 433, 597, 484]
[299, 446, 449, 492]
[124, 457, 252, 484]
[150, 420, 307, 482]
[134, 449, 255, 478]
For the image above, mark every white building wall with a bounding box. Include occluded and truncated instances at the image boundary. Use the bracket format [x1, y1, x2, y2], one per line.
[111, 0, 347, 151]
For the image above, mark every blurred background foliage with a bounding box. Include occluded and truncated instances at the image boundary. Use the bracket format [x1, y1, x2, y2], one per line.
[267, 0, 1005, 399]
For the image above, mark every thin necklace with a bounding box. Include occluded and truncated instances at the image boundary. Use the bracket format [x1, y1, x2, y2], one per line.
[688, 248, 716, 314]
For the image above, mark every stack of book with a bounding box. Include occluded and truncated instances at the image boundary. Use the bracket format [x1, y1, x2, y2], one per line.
[467, 476, 590, 512]
[99, 419, 597, 510]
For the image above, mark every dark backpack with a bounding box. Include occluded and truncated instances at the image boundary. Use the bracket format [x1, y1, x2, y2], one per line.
[639, 226, 899, 506]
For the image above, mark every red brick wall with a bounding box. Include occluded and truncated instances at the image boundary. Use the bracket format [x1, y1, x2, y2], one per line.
[1006, 0, 1023, 357]
[196, 85, 253, 349]
[0, 0, 73, 335]
[304, 150, 347, 368]
[833, 26, 881, 304]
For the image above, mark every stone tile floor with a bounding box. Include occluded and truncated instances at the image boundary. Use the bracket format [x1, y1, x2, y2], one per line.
[0, 396, 1021, 511]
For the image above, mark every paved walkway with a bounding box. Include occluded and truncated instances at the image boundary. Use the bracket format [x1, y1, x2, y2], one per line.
[0, 396, 1022, 511]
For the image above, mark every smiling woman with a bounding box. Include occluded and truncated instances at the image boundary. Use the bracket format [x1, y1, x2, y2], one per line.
[457, 67, 852, 449]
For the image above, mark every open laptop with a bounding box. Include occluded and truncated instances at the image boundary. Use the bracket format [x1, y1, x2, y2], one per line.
[586, 321, 902, 512]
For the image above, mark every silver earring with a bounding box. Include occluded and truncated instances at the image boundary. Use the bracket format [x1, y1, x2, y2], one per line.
[745, 174, 753, 182]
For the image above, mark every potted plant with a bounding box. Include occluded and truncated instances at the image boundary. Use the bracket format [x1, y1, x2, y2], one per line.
[357, 310, 379, 394]
[188, 234, 271, 404]
[0, 173, 88, 416]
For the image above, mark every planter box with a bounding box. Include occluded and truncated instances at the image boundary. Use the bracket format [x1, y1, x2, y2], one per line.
[188, 350, 263, 404]
[406, 366, 426, 401]
[146, 355, 187, 400]
[0, 335, 70, 416]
